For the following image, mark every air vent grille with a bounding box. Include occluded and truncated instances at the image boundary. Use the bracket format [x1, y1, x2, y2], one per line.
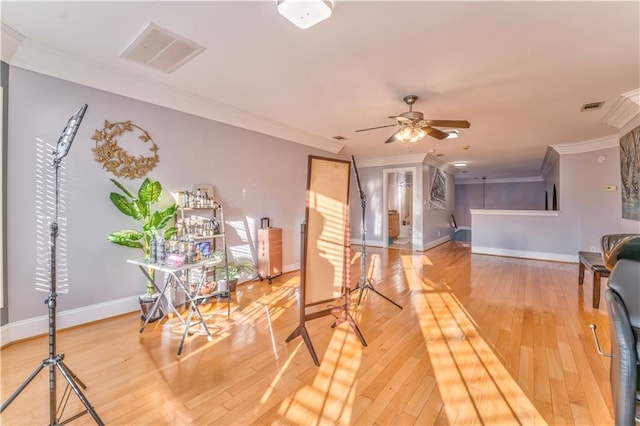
[121, 23, 205, 74]
[580, 101, 605, 112]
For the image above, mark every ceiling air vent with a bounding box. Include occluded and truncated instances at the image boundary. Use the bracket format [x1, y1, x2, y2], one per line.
[580, 101, 605, 112]
[121, 23, 205, 73]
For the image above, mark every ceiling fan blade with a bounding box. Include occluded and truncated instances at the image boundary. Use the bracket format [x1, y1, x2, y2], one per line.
[425, 119, 471, 129]
[385, 129, 402, 144]
[422, 126, 449, 140]
[355, 123, 398, 132]
[389, 115, 413, 124]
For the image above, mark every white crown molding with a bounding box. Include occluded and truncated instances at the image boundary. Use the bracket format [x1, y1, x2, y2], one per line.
[356, 153, 426, 168]
[540, 146, 559, 178]
[602, 89, 640, 129]
[457, 176, 543, 185]
[1, 23, 25, 64]
[423, 154, 458, 174]
[9, 38, 344, 154]
[551, 135, 619, 155]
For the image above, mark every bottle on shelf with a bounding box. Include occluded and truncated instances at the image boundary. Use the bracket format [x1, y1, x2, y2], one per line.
[169, 234, 179, 253]
[156, 235, 166, 265]
[150, 234, 157, 263]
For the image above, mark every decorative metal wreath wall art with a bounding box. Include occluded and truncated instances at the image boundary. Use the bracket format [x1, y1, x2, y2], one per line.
[91, 120, 159, 179]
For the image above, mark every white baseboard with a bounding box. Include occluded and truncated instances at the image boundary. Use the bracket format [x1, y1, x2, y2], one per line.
[471, 246, 578, 263]
[1, 296, 139, 346]
[423, 236, 451, 251]
[351, 238, 447, 251]
[283, 263, 299, 273]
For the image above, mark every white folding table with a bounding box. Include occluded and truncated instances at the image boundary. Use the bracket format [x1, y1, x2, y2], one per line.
[127, 257, 229, 355]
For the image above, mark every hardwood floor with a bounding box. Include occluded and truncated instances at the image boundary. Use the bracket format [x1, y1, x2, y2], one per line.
[0, 242, 614, 425]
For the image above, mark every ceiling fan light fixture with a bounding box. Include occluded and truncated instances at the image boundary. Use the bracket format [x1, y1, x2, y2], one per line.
[277, 0, 333, 29]
[396, 126, 427, 143]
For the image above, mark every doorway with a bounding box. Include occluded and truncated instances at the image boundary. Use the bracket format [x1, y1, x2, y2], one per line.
[383, 168, 416, 250]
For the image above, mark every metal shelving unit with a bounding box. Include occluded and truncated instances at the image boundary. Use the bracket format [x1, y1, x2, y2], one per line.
[176, 200, 230, 310]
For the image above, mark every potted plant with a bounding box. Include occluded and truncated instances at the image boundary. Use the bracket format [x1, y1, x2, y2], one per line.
[107, 177, 177, 320]
[215, 256, 256, 292]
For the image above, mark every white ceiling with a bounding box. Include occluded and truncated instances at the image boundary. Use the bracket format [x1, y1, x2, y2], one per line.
[2, 1, 639, 181]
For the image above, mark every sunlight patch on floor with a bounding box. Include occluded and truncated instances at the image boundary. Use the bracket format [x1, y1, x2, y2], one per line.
[260, 340, 303, 404]
[276, 325, 362, 424]
[180, 278, 299, 362]
[401, 254, 547, 425]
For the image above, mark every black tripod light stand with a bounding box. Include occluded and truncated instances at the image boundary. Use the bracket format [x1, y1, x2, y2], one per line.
[350, 156, 402, 310]
[1, 104, 103, 425]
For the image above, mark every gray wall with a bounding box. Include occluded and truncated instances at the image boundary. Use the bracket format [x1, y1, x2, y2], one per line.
[557, 130, 640, 253]
[1, 61, 8, 326]
[6, 66, 329, 323]
[471, 212, 576, 260]
[576, 146, 624, 251]
[423, 163, 455, 244]
[469, 152, 598, 260]
[455, 180, 545, 227]
[349, 165, 393, 246]
[348, 160, 455, 250]
[472, 121, 640, 259]
[548, 119, 640, 251]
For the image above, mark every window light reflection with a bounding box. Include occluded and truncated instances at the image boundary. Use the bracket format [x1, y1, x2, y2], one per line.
[400, 254, 546, 424]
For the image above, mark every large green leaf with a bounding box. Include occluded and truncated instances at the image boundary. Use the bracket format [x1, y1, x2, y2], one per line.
[110, 229, 144, 240]
[136, 199, 149, 220]
[110, 193, 138, 218]
[164, 226, 178, 240]
[139, 178, 162, 204]
[150, 211, 162, 229]
[156, 204, 177, 230]
[108, 231, 144, 249]
[110, 179, 133, 199]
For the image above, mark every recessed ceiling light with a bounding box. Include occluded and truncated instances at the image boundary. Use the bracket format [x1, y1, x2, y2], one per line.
[453, 162, 467, 167]
[462, 145, 470, 151]
[445, 130, 459, 139]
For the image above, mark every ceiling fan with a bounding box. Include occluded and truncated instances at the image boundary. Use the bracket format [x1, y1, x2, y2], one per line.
[355, 95, 470, 143]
